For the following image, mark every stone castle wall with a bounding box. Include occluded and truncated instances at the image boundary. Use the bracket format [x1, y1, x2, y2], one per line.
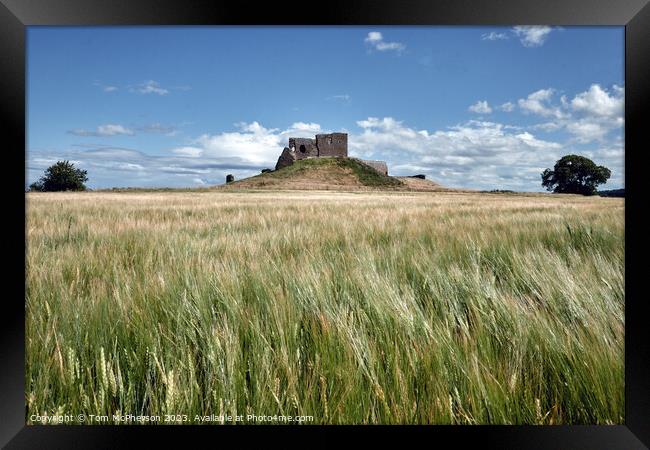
[315, 133, 348, 158]
[275, 133, 388, 176]
[289, 137, 318, 159]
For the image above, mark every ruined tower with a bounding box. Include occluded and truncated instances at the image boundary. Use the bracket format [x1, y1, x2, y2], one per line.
[273, 132, 388, 176]
[276, 132, 348, 170]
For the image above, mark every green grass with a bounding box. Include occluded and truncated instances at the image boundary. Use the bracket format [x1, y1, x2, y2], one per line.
[239, 157, 404, 188]
[343, 158, 403, 187]
[25, 191, 624, 424]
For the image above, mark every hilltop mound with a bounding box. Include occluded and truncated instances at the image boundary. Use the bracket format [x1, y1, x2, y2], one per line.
[218, 157, 456, 192]
[221, 158, 400, 191]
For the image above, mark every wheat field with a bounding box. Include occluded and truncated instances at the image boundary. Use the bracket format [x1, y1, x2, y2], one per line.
[25, 190, 624, 424]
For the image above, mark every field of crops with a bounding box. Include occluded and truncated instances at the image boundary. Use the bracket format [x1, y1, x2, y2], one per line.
[25, 190, 624, 424]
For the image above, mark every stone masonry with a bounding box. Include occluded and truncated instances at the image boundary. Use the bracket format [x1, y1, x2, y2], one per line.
[276, 133, 347, 170]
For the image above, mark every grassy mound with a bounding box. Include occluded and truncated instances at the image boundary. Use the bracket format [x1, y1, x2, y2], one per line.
[223, 157, 404, 190]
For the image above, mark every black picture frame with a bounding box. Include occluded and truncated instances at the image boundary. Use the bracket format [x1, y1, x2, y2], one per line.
[2, 0, 648, 447]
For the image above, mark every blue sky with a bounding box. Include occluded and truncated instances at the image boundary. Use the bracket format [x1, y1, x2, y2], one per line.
[27, 26, 624, 190]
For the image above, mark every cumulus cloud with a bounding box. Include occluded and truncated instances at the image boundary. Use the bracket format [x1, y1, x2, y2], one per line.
[364, 32, 405, 53]
[570, 84, 624, 117]
[349, 116, 573, 190]
[179, 121, 324, 169]
[565, 119, 611, 143]
[519, 84, 624, 144]
[469, 100, 493, 114]
[353, 117, 561, 157]
[518, 88, 567, 119]
[68, 124, 135, 137]
[513, 26, 553, 47]
[351, 115, 622, 189]
[191, 122, 281, 166]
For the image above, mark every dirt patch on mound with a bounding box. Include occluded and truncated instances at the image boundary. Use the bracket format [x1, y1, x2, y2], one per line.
[225, 165, 367, 190]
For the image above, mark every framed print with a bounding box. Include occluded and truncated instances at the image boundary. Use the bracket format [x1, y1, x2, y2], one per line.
[2, 0, 649, 447]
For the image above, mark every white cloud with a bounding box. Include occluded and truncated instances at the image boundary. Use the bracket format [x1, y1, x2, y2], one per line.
[357, 117, 404, 131]
[565, 119, 611, 143]
[531, 121, 563, 132]
[349, 117, 567, 190]
[483, 26, 554, 48]
[93, 81, 118, 92]
[570, 84, 624, 117]
[365, 31, 382, 43]
[163, 121, 326, 172]
[115, 162, 145, 171]
[69, 124, 135, 137]
[364, 32, 405, 53]
[518, 88, 567, 119]
[285, 122, 323, 134]
[482, 32, 509, 41]
[469, 100, 493, 114]
[97, 124, 133, 136]
[70, 122, 183, 138]
[560, 95, 569, 109]
[191, 122, 284, 166]
[513, 26, 553, 47]
[172, 147, 203, 158]
[130, 80, 169, 95]
[96, 80, 188, 95]
[499, 102, 515, 112]
[521, 84, 625, 144]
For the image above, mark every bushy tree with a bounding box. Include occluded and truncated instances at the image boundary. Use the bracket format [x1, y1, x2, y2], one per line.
[30, 160, 88, 192]
[28, 180, 44, 192]
[541, 155, 610, 196]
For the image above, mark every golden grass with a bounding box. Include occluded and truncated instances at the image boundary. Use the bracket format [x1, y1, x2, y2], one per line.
[26, 190, 624, 424]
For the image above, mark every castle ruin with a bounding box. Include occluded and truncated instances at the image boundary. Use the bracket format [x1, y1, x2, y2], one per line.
[275, 132, 388, 175]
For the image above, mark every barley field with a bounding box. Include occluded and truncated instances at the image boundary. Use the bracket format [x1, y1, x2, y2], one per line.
[25, 190, 624, 424]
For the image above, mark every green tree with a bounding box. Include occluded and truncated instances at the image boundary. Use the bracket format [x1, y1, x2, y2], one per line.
[30, 160, 88, 192]
[541, 155, 611, 196]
